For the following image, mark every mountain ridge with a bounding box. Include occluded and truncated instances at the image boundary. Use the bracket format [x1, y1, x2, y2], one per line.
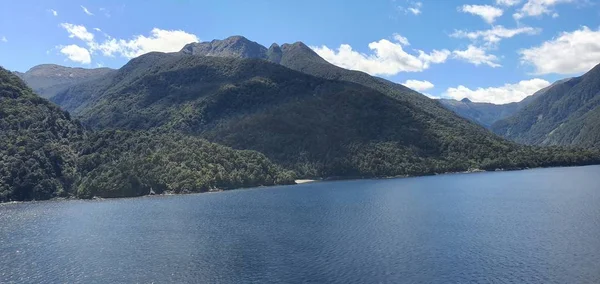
[492, 63, 600, 148]
[49, 45, 600, 178]
[14, 64, 115, 99]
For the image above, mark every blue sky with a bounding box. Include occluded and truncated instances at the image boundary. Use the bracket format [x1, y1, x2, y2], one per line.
[0, 0, 599, 103]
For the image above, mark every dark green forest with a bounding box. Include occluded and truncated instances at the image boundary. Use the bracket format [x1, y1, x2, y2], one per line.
[4, 41, 600, 202]
[51, 52, 600, 178]
[492, 64, 600, 148]
[0, 67, 294, 202]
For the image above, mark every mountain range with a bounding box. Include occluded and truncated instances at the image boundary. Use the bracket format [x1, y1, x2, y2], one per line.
[13, 64, 115, 99]
[491, 64, 600, 148]
[4, 35, 600, 201]
[438, 79, 568, 128]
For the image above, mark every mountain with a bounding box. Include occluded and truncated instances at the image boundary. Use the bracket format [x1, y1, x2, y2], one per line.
[437, 79, 569, 128]
[14, 64, 115, 99]
[492, 64, 600, 148]
[1, 66, 86, 201]
[51, 47, 600, 178]
[438, 99, 521, 128]
[0, 67, 294, 202]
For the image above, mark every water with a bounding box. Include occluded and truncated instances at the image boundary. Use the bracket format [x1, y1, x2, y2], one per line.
[1, 166, 600, 283]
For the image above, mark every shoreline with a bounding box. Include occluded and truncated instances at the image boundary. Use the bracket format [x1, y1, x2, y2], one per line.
[2, 164, 599, 204]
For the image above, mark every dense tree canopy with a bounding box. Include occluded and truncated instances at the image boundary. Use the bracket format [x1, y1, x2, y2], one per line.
[0, 67, 294, 202]
[51, 53, 600, 178]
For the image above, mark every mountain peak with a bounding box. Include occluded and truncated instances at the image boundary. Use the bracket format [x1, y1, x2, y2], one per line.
[461, 98, 472, 103]
[181, 36, 268, 59]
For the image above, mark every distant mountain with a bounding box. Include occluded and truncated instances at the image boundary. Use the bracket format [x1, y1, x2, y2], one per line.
[14, 64, 115, 99]
[438, 99, 521, 128]
[492, 64, 600, 148]
[438, 80, 568, 128]
[51, 47, 600, 178]
[0, 66, 294, 202]
[181, 37, 493, 141]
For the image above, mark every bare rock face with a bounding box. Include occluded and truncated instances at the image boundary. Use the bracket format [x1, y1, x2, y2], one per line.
[181, 36, 269, 60]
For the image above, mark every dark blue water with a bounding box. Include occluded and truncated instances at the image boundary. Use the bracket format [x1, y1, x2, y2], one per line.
[1, 166, 600, 283]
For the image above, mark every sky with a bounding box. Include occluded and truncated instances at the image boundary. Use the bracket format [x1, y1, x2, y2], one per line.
[0, 0, 599, 104]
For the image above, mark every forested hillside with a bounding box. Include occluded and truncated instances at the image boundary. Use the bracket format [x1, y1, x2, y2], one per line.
[492, 64, 600, 148]
[0, 67, 294, 202]
[0, 66, 85, 201]
[50, 52, 600, 178]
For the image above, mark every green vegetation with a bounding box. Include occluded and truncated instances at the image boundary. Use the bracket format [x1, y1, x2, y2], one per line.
[438, 99, 521, 128]
[0, 67, 294, 202]
[492, 64, 600, 148]
[4, 37, 600, 202]
[51, 51, 600, 179]
[0, 66, 84, 201]
[76, 130, 295, 198]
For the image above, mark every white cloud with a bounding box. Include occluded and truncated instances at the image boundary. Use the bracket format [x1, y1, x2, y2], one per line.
[460, 5, 504, 24]
[91, 28, 199, 58]
[61, 23, 94, 42]
[453, 45, 501, 68]
[311, 35, 450, 76]
[398, 1, 423, 15]
[393, 34, 410, 46]
[99, 8, 111, 18]
[496, 0, 521, 6]
[403, 79, 434, 91]
[59, 45, 91, 64]
[1, 36, 7, 43]
[58, 23, 199, 63]
[451, 25, 540, 46]
[513, 0, 574, 19]
[80, 5, 94, 16]
[408, 7, 422, 15]
[444, 78, 550, 104]
[49, 9, 58, 16]
[520, 26, 600, 75]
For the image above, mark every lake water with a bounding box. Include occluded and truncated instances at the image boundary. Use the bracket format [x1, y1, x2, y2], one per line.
[1, 166, 600, 283]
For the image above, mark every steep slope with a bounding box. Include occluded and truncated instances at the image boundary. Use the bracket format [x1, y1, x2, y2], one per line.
[439, 79, 570, 128]
[0, 66, 85, 201]
[14, 64, 115, 99]
[438, 98, 520, 128]
[183, 37, 501, 143]
[492, 64, 600, 148]
[0, 66, 294, 202]
[51, 52, 600, 178]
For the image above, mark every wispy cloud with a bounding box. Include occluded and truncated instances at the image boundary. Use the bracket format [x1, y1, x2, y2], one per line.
[81, 5, 94, 16]
[496, 0, 521, 6]
[398, 1, 423, 15]
[99, 7, 111, 18]
[460, 5, 504, 24]
[49, 9, 58, 16]
[453, 45, 501, 68]
[1, 36, 7, 43]
[513, 0, 574, 20]
[451, 25, 541, 47]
